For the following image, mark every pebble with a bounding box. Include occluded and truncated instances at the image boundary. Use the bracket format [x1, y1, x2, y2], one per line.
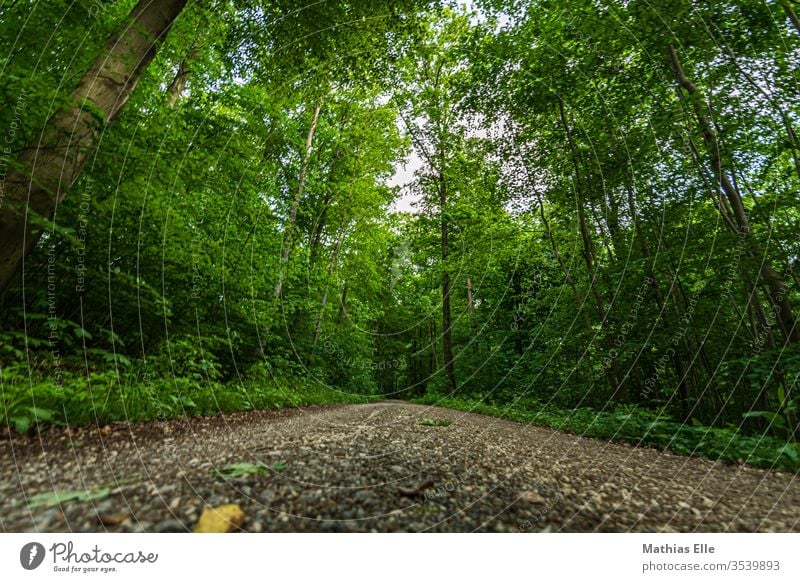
[353, 490, 378, 503]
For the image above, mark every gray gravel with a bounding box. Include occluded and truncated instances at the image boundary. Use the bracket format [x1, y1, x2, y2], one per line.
[1, 401, 798, 532]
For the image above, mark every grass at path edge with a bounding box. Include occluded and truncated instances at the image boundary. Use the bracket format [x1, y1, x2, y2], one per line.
[411, 394, 800, 473]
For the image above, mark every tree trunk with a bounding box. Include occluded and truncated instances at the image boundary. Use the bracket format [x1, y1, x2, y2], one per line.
[337, 282, 348, 323]
[165, 42, 199, 107]
[466, 276, 478, 353]
[0, 0, 188, 296]
[310, 213, 348, 356]
[274, 100, 323, 298]
[780, 0, 800, 36]
[668, 44, 800, 344]
[624, 173, 692, 408]
[558, 99, 625, 399]
[440, 169, 457, 392]
[530, 182, 593, 332]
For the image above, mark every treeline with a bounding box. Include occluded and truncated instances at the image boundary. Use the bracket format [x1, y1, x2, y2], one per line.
[377, 1, 800, 443]
[0, 0, 425, 428]
[1, 1, 799, 456]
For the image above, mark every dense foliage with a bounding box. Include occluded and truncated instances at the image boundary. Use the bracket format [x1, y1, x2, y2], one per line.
[1, 0, 799, 471]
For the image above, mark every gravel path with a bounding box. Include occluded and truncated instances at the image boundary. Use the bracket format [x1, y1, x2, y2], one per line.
[1, 401, 798, 532]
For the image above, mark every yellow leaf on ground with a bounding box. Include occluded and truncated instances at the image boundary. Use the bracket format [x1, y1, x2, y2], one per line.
[193, 504, 245, 533]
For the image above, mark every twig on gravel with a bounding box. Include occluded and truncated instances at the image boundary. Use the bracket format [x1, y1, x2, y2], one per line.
[398, 480, 435, 499]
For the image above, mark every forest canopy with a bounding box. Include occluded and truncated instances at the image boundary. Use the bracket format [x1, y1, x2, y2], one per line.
[1, 0, 799, 471]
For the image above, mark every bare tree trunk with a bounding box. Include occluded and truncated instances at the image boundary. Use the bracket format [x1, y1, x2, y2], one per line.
[0, 0, 188, 296]
[430, 320, 439, 370]
[274, 100, 323, 299]
[668, 44, 799, 344]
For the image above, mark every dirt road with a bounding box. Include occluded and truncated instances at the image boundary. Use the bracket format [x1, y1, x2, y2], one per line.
[1, 401, 798, 532]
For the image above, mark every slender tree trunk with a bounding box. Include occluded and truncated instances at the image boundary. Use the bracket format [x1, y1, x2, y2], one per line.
[337, 282, 348, 323]
[430, 320, 439, 369]
[511, 274, 525, 355]
[588, 195, 614, 258]
[605, 190, 622, 253]
[466, 276, 478, 353]
[711, 35, 800, 186]
[165, 42, 199, 107]
[531, 185, 593, 332]
[780, 0, 800, 36]
[744, 273, 778, 410]
[624, 173, 691, 408]
[309, 191, 333, 264]
[668, 44, 800, 344]
[0, 0, 188, 296]
[310, 213, 348, 356]
[558, 99, 625, 399]
[274, 100, 323, 298]
[439, 169, 457, 392]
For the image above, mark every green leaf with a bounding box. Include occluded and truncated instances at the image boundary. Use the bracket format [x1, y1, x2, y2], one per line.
[211, 461, 287, 479]
[11, 416, 31, 434]
[742, 411, 786, 430]
[779, 444, 799, 464]
[28, 488, 111, 509]
[29, 406, 55, 422]
[420, 418, 451, 427]
[74, 327, 93, 340]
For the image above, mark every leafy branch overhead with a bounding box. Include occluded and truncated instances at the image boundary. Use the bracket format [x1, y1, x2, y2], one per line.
[1, 0, 800, 476]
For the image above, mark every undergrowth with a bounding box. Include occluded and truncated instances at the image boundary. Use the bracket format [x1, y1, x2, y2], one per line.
[0, 362, 372, 434]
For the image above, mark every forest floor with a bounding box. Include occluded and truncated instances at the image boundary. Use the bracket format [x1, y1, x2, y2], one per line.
[1, 401, 798, 532]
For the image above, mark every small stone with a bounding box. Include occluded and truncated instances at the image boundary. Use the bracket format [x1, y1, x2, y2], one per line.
[517, 490, 546, 504]
[354, 489, 377, 503]
[31, 509, 59, 531]
[94, 500, 114, 514]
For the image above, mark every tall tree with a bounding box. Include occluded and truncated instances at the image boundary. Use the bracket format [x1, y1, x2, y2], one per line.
[0, 0, 189, 295]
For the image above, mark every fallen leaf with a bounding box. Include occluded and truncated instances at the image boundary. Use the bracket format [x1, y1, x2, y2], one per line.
[211, 461, 287, 479]
[97, 512, 132, 526]
[193, 504, 245, 533]
[420, 418, 451, 427]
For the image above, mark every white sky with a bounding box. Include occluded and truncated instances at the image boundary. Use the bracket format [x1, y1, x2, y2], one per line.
[387, 151, 423, 213]
[383, 0, 509, 214]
